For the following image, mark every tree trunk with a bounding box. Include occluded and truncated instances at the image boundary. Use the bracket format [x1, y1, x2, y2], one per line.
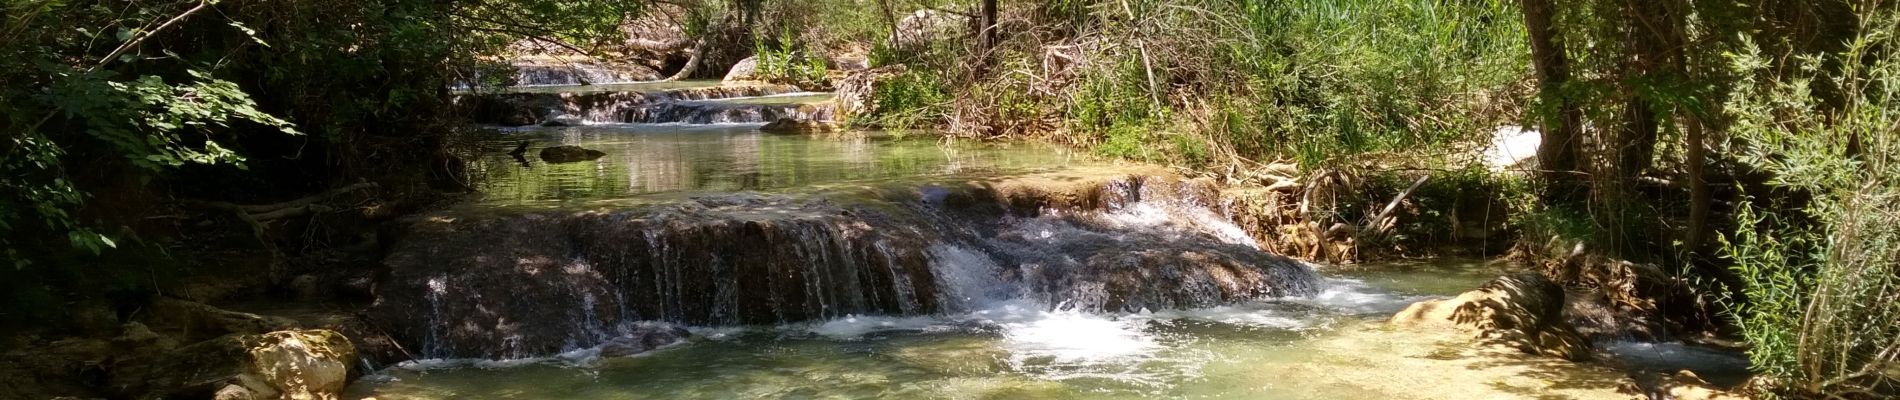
[980, 0, 999, 66]
[878, 0, 900, 53]
[1521, 0, 1583, 203]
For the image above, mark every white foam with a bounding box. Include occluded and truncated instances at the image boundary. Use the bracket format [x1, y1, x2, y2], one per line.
[1001, 310, 1159, 364]
[806, 314, 952, 339]
[1296, 277, 1436, 315]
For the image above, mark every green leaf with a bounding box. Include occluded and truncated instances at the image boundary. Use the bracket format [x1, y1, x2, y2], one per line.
[228, 21, 269, 47]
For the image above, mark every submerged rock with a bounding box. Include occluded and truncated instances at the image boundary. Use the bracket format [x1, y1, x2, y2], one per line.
[1391, 273, 1592, 360]
[539, 145, 607, 163]
[598, 323, 693, 358]
[108, 330, 356, 400]
[759, 117, 839, 134]
[541, 113, 586, 127]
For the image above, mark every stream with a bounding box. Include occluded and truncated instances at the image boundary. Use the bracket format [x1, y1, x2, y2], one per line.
[347, 83, 1748, 399]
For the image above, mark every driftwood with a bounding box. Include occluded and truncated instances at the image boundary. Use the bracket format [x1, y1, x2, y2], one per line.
[1364, 175, 1431, 236]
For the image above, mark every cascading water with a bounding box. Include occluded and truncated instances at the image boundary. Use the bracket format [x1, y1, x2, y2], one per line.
[350, 127, 1752, 399]
[368, 175, 1319, 360]
[457, 82, 830, 126]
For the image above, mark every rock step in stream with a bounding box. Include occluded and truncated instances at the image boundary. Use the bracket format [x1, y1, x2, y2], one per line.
[457, 82, 838, 127]
[369, 169, 1319, 359]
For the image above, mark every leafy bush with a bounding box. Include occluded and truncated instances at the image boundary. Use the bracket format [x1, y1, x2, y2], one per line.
[1722, 11, 1900, 396]
[865, 69, 950, 129]
[753, 31, 829, 87]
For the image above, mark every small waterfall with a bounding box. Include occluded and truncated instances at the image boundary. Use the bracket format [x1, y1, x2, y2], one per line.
[372, 176, 1319, 359]
[457, 85, 822, 126]
[620, 99, 837, 124]
[512, 63, 657, 86]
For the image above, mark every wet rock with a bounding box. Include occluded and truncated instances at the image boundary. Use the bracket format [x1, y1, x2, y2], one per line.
[1391, 273, 1592, 360]
[541, 113, 585, 127]
[597, 323, 692, 358]
[538, 145, 607, 163]
[623, 98, 836, 124]
[370, 196, 946, 358]
[370, 172, 1318, 359]
[456, 84, 809, 126]
[108, 330, 355, 400]
[759, 118, 839, 134]
[509, 60, 660, 86]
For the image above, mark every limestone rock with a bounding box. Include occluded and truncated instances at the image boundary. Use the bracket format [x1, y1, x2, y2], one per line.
[722, 56, 761, 82]
[759, 118, 839, 134]
[109, 330, 356, 400]
[539, 145, 607, 163]
[1391, 273, 1592, 360]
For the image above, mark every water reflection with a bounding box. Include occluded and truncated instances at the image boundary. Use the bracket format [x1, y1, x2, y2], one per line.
[469, 125, 1092, 205]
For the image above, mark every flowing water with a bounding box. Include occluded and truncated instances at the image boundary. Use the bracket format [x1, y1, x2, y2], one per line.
[351, 258, 1746, 399]
[353, 99, 1748, 398]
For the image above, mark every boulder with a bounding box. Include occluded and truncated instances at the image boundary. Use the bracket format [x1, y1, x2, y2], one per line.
[539, 145, 607, 163]
[597, 323, 692, 358]
[108, 330, 356, 400]
[759, 118, 840, 134]
[722, 56, 761, 82]
[1391, 273, 1592, 360]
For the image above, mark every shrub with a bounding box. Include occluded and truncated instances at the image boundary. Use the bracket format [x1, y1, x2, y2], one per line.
[1722, 10, 1900, 396]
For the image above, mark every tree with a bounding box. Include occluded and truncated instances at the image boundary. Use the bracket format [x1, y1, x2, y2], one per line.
[1521, 0, 1582, 203]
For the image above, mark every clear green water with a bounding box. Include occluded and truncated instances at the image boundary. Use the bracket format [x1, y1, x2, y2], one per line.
[368, 128, 1748, 399]
[346, 259, 1738, 400]
[468, 125, 1096, 207]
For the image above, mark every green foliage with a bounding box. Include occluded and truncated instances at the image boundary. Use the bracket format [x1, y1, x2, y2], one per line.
[1, 0, 640, 269]
[1067, 55, 1171, 160]
[865, 69, 950, 129]
[1223, 0, 1528, 165]
[753, 31, 829, 87]
[1721, 10, 1900, 395]
[46, 71, 299, 171]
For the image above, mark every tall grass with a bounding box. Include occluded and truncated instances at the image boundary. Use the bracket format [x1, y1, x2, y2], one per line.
[1723, 7, 1900, 396]
[936, 0, 1530, 167]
